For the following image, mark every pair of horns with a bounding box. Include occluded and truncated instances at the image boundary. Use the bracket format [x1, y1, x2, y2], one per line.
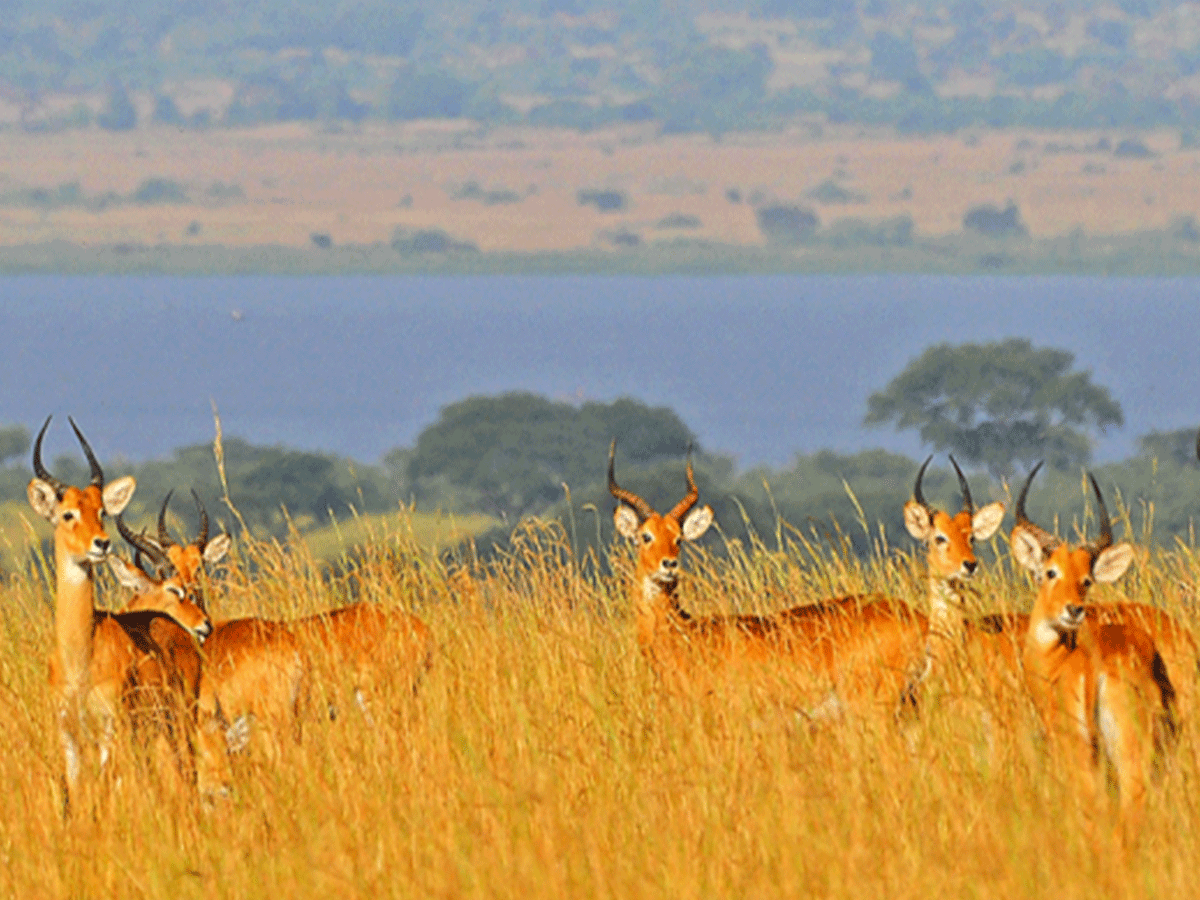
[116, 489, 212, 580]
[32, 415, 104, 499]
[608, 439, 698, 523]
[1014, 461, 1112, 557]
[912, 454, 974, 518]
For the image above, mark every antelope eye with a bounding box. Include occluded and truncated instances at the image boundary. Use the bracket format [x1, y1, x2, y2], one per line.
[61, 511, 75, 522]
[1045, 568, 1057, 581]
[1081, 576, 1093, 589]
[935, 534, 948, 545]
[641, 532, 653, 544]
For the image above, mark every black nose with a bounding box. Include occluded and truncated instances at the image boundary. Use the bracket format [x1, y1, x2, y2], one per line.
[93, 538, 110, 554]
[661, 558, 678, 570]
[962, 560, 977, 575]
[1066, 605, 1085, 620]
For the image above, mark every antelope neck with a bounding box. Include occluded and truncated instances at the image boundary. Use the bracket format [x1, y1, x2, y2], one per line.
[925, 576, 970, 651]
[54, 541, 98, 694]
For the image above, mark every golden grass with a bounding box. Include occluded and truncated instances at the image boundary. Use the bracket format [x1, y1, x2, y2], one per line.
[0, 122, 1194, 252]
[3, 514, 1200, 899]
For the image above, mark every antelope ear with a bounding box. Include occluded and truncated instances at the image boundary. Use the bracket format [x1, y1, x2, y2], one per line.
[972, 502, 1005, 541]
[613, 505, 640, 539]
[102, 476, 136, 516]
[1011, 527, 1045, 573]
[1093, 542, 1134, 584]
[681, 505, 713, 542]
[27, 479, 58, 520]
[903, 501, 933, 541]
[108, 555, 153, 591]
[204, 533, 232, 565]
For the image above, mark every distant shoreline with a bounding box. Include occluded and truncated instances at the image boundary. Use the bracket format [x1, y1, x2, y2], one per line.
[1, 234, 1199, 276]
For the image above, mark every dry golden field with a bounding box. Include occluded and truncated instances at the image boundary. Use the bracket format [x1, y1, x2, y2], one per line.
[0, 122, 1195, 253]
[4, 508, 1200, 900]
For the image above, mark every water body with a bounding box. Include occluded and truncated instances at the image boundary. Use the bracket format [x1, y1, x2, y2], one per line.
[0, 275, 1196, 468]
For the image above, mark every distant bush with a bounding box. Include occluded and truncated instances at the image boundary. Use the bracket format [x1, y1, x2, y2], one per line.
[206, 182, 245, 201]
[602, 228, 641, 247]
[1114, 137, 1155, 158]
[963, 201, 1026, 237]
[806, 179, 866, 204]
[391, 227, 478, 254]
[132, 178, 188, 205]
[454, 181, 522, 205]
[823, 214, 914, 247]
[310, 233, 333, 249]
[755, 204, 820, 245]
[97, 83, 137, 131]
[1172, 216, 1200, 243]
[655, 212, 702, 230]
[577, 188, 626, 212]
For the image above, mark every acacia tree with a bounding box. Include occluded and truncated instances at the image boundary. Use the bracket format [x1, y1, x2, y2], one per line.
[864, 339, 1123, 479]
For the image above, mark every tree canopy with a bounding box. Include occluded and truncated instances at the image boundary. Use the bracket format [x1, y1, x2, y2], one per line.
[407, 392, 697, 521]
[864, 338, 1124, 478]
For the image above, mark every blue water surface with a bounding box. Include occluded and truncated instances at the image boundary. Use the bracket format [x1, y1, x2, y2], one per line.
[0, 275, 1195, 467]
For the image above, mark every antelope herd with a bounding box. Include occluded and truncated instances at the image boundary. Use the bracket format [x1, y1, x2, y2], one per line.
[23, 416, 1200, 847]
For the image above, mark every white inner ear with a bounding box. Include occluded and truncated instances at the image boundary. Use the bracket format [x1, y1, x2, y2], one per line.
[27, 479, 58, 521]
[681, 505, 713, 542]
[102, 476, 137, 516]
[108, 555, 152, 591]
[204, 533, 232, 565]
[1093, 542, 1134, 584]
[1011, 528, 1045, 573]
[613, 505, 640, 540]
[972, 502, 1006, 541]
[903, 501, 933, 541]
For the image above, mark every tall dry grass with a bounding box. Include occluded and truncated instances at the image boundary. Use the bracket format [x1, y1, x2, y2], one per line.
[2, 509, 1200, 900]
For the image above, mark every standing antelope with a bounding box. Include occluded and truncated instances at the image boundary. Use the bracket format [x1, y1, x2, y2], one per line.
[26, 417, 200, 804]
[114, 491, 433, 797]
[1013, 462, 1197, 720]
[608, 443, 1001, 717]
[1011, 470, 1175, 843]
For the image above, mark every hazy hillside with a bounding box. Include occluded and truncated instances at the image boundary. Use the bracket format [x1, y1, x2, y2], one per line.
[4, 1, 1199, 133]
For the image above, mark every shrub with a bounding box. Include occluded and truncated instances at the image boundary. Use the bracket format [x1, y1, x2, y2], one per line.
[391, 227, 478, 254]
[755, 204, 820, 245]
[131, 178, 188, 205]
[577, 189, 626, 212]
[962, 201, 1026, 237]
[655, 213, 702, 230]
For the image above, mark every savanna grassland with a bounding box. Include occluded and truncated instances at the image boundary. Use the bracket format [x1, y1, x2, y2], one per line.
[0, 121, 1196, 266]
[4, 504, 1200, 900]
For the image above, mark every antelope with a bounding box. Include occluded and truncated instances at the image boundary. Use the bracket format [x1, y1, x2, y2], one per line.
[898, 456, 1019, 710]
[113, 492, 434, 797]
[1011, 469, 1175, 843]
[1014, 462, 1197, 721]
[607, 443, 1001, 717]
[26, 417, 200, 804]
[108, 493, 219, 643]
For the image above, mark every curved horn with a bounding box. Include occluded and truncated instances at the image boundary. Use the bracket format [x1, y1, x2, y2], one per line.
[191, 489, 209, 551]
[67, 416, 103, 489]
[1014, 460, 1045, 527]
[948, 455, 973, 518]
[607, 439, 654, 520]
[1088, 473, 1113, 554]
[1013, 460, 1058, 554]
[32, 415, 68, 498]
[116, 513, 173, 578]
[912, 455, 934, 512]
[667, 445, 699, 523]
[158, 490, 177, 547]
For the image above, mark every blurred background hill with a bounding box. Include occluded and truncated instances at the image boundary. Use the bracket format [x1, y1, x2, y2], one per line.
[4, 0, 1200, 134]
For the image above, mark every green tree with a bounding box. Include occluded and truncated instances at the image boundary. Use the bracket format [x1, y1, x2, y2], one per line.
[405, 392, 696, 521]
[0, 424, 29, 466]
[864, 339, 1124, 479]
